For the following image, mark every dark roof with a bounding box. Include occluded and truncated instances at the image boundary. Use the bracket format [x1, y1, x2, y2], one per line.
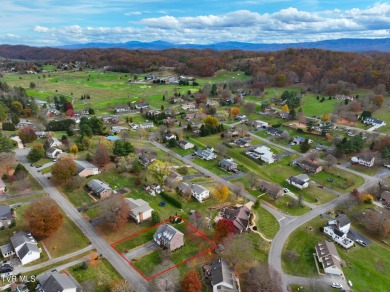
[288, 176, 306, 186]
[267, 127, 284, 135]
[0, 205, 12, 220]
[363, 117, 384, 125]
[219, 159, 237, 169]
[46, 147, 60, 155]
[335, 214, 350, 228]
[87, 179, 111, 194]
[42, 273, 77, 292]
[259, 181, 283, 197]
[223, 206, 250, 232]
[299, 160, 321, 171]
[74, 160, 97, 173]
[333, 228, 344, 237]
[210, 258, 238, 291]
[17, 243, 40, 260]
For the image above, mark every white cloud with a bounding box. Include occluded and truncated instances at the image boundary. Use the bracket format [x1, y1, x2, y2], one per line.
[124, 11, 142, 16]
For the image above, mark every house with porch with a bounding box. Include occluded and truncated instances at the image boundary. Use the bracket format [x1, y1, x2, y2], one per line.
[323, 214, 354, 249]
[178, 183, 210, 202]
[298, 160, 322, 174]
[219, 158, 238, 173]
[46, 147, 63, 159]
[221, 205, 251, 233]
[0, 231, 41, 265]
[286, 174, 310, 189]
[351, 153, 375, 167]
[194, 148, 217, 161]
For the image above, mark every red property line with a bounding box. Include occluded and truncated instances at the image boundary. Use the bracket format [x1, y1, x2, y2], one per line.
[111, 215, 217, 281]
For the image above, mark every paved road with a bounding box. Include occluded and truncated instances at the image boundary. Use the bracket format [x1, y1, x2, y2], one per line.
[14, 245, 93, 274]
[14, 149, 150, 292]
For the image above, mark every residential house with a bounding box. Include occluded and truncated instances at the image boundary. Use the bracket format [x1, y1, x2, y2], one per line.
[291, 136, 312, 145]
[111, 126, 128, 134]
[315, 241, 343, 276]
[0, 231, 41, 265]
[165, 133, 177, 140]
[39, 272, 78, 292]
[0, 178, 6, 194]
[316, 144, 335, 153]
[16, 121, 36, 129]
[234, 137, 251, 148]
[259, 181, 284, 199]
[139, 154, 156, 167]
[203, 258, 240, 292]
[101, 116, 119, 124]
[380, 190, 390, 205]
[129, 123, 139, 130]
[171, 97, 183, 104]
[45, 108, 61, 116]
[74, 160, 100, 177]
[286, 174, 310, 190]
[114, 105, 131, 113]
[0, 206, 13, 228]
[253, 120, 269, 129]
[146, 109, 161, 117]
[139, 122, 154, 129]
[153, 224, 184, 251]
[351, 154, 375, 167]
[178, 140, 194, 150]
[323, 214, 354, 249]
[46, 147, 63, 159]
[298, 160, 322, 174]
[222, 205, 251, 233]
[225, 128, 239, 138]
[48, 137, 62, 148]
[219, 159, 238, 173]
[163, 117, 178, 126]
[335, 94, 353, 101]
[184, 113, 198, 121]
[194, 148, 217, 161]
[35, 131, 48, 138]
[135, 102, 150, 110]
[126, 198, 154, 223]
[253, 146, 275, 164]
[87, 179, 113, 199]
[235, 114, 248, 122]
[363, 117, 386, 127]
[266, 127, 284, 136]
[178, 183, 210, 202]
[182, 103, 196, 111]
[168, 170, 183, 183]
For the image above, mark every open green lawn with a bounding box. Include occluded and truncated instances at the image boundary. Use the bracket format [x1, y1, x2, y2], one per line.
[253, 207, 280, 239]
[311, 168, 364, 193]
[115, 228, 155, 253]
[373, 107, 390, 133]
[0, 193, 47, 206]
[283, 214, 390, 292]
[132, 250, 161, 277]
[69, 258, 123, 292]
[261, 194, 310, 216]
[300, 94, 342, 117]
[347, 164, 382, 177]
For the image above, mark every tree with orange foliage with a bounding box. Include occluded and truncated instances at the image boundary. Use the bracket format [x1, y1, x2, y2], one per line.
[230, 107, 240, 118]
[281, 104, 290, 113]
[25, 198, 64, 239]
[213, 184, 229, 201]
[181, 270, 202, 292]
[51, 157, 77, 181]
[360, 194, 374, 204]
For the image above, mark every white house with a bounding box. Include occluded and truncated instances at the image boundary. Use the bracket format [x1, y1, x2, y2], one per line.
[194, 148, 217, 161]
[178, 140, 194, 150]
[178, 183, 210, 202]
[253, 146, 275, 164]
[351, 155, 375, 167]
[48, 137, 62, 148]
[286, 174, 310, 190]
[315, 241, 343, 276]
[139, 122, 154, 129]
[253, 120, 269, 129]
[0, 178, 7, 194]
[165, 133, 176, 140]
[0, 231, 41, 265]
[363, 117, 386, 127]
[46, 147, 63, 159]
[182, 103, 196, 110]
[323, 215, 354, 249]
[126, 198, 154, 223]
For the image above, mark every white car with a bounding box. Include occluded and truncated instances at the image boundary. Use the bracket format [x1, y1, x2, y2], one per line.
[331, 282, 343, 289]
[355, 239, 367, 247]
[283, 188, 290, 194]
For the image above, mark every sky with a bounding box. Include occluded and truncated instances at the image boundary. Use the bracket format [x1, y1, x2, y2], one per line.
[0, 0, 389, 46]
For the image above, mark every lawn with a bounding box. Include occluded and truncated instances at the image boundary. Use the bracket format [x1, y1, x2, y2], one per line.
[300, 94, 342, 117]
[253, 207, 280, 239]
[0, 193, 47, 206]
[282, 215, 390, 292]
[311, 168, 364, 193]
[261, 194, 310, 216]
[114, 228, 156, 253]
[132, 250, 161, 277]
[347, 164, 382, 177]
[69, 258, 123, 292]
[42, 215, 90, 258]
[4, 173, 43, 194]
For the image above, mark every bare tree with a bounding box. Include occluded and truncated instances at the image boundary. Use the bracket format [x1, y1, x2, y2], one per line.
[222, 234, 255, 273]
[324, 154, 337, 169]
[99, 195, 130, 230]
[0, 152, 15, 173]
[150, 260, 179, 292]
[232, 182, 245, 199]
[216, 143, 227, 157]
[246, 172, 259, 189]
[245, 262, 282, 292]
[190, 210, 203, 229]
[307, 149, 319, 162]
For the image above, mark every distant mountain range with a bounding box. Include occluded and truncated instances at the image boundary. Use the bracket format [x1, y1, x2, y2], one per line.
[58, 38, 390, 52]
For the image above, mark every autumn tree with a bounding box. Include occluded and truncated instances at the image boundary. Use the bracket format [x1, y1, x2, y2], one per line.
[94, 143, 110, 167]
[190, 210, 203, 229]
[51, 157, 77, 181]
[203, 116, 219, 127]
[213, 184, 229, 201]
[222, 234, 255, 273]
[181, 270, 202, 292]
[146, 160, 171, 185]
[281, 104, 289, 113]
[230, 107, 240, 118]
[371, 94, 384, 107]
[69, 144, 78, 156]
[25, 198, 64, 239]
[214, 219, 236, 242]
[246, 172, 259, 189]
[99, 195, 130, 230]
[19, 126, 37, 144]
[0, 152, 15, 173]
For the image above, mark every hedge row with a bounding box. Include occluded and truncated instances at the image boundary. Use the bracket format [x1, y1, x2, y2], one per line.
[160, 192, 182, 209]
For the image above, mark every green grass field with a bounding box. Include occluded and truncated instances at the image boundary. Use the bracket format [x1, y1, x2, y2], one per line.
[253, 207, 280, 239]
[300, 94, 342, 117]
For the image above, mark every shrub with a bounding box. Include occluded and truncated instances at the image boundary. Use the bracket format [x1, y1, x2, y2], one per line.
[2, 173, 9, 181]
[360, 194, 374, 204]
[253, 226, 257, 230]
[160, 192, 182, 208]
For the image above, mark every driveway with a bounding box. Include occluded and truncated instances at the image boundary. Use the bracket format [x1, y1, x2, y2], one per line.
[347, 229, 372, 245]
[123, 241, 159, 261]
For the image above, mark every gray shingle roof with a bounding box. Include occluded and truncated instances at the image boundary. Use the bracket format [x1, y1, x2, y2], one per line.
[10, 231, 36, 249]
[126, 198, 153, 216]
[74, 160, 97, 173]
[154, 224, 183, 244]
[210, 258, 238, 291]
[0, 205, 12, 220]
[17, 243, 40, 261]
[42, 273, 77, 292]
[87, 179, 111, 194]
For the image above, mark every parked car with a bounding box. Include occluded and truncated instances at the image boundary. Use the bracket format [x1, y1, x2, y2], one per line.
[348, 280, 353, 287]
[283, 188, 290, 194]
[331, 282, 343, 289]
[355, 239, 367, 247]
